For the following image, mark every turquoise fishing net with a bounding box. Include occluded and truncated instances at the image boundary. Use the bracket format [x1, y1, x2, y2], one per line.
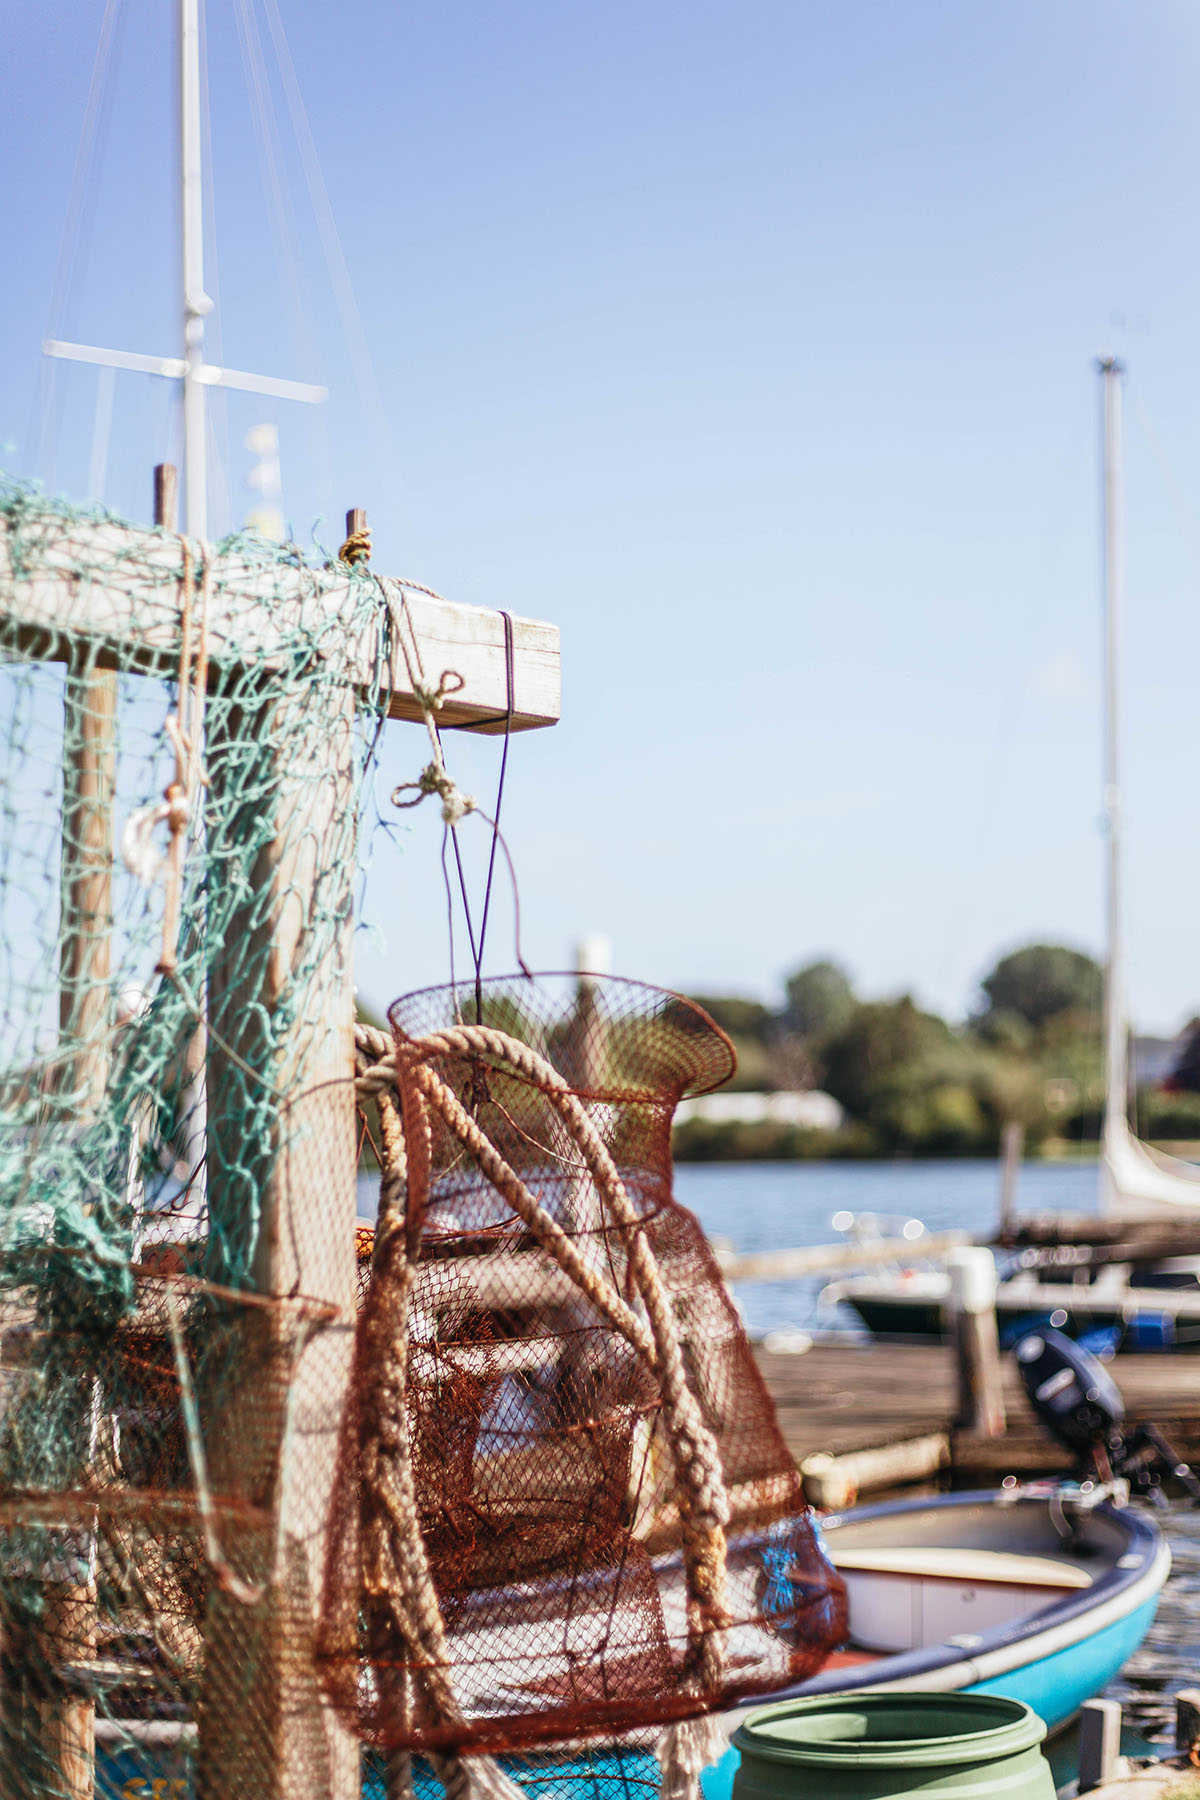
[0, 475, 388, 1294]
[0, 476, 390, 1800]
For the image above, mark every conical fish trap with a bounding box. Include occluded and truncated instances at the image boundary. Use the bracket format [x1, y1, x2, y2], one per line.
[323, 976, 846, 1761]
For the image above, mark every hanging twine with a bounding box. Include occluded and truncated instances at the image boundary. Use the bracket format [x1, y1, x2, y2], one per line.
[392, 760, 476, 827]
[120, 540, 211, 972]
[379, 582, 529, 992]
[390, 659, 477, 826]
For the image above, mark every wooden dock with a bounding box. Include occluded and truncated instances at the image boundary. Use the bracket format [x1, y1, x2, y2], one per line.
[755, 1338, 1200, 1491]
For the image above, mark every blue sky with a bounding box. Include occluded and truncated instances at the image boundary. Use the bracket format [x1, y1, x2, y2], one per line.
[5, 0, 1200, 1028]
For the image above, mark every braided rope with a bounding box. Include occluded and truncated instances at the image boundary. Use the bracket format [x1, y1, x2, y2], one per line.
[351, 1012, 732, 1790]
[338, 526, 372, 566]
[408, 1059, 655, 1358]
[403, 1023, 729, 1694]
[414, 1028, 729, 1668]
[354, 1021, 396, 1092]
[361, 1089, 460, 1721]
[357, 1079, 524, 1800]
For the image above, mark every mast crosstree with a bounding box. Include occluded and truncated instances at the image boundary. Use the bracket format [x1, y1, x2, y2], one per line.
[43, 0, 327, 539]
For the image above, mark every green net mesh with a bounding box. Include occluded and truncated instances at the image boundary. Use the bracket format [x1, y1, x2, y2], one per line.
[0, 475, 386, 1292]
[0, 476, 387, 1799]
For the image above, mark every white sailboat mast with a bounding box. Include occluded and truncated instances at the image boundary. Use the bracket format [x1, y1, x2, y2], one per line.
[44, 1, 326, 527]
[180, 0, 211, 540]
[1094, 356, 1200, 1215]
[1099, 353, 1127, 1176]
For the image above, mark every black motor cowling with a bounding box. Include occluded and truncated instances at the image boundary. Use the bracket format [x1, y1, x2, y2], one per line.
[1015, 1325, 1124, 1459]
[1015, 1323, 1200, 1505]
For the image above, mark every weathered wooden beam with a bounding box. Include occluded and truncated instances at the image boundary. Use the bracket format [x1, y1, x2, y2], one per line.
[715, 1229, 973, 1283]
[196, 644, 361, 1792]
[1006, 1231, 1200, 1269]
[1001, 1211, 1185, 1248]
[0, 515, 560, 733]
[799, 1435, 950, 1510]
[28, 644, 120, 1800]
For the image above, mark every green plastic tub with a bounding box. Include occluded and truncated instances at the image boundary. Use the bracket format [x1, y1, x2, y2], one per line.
[730, 1692, 1054, 1800]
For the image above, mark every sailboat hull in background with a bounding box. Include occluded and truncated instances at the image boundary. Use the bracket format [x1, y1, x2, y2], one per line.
[829, 1262, 1200, 1350]
[1101, 1119, 1200, 1218]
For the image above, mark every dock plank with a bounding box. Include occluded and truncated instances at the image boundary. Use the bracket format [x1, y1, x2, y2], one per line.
[755, 1340, 1200, 1476]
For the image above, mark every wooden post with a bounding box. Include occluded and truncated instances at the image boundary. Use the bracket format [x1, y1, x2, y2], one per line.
[573, 934, 610, 1091]
[997, 1120, 1024, 1241]
[59, 659, 117, 1114]
[34, 573, 121, 1800]
[155, 462, 179, 534]
[1078, 1697, 1122, 1793]
[155, 463, 209, 1235]
[1175, 1688, 1200, 1761]
[196, 542, 361, 1799]
[946, 1246, 1006, 1438]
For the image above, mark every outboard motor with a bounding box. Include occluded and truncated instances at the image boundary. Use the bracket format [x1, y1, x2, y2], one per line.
[1016, 1325, 1200, 1506]
[1015, 1327, 1124, 1458]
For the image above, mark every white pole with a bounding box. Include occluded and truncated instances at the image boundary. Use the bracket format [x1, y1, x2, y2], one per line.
[946, 1246, 1005, 1437]
[1099, 355, 1126, 1194]
[180, 0, 210, 540]
[86, 363, 116, 504]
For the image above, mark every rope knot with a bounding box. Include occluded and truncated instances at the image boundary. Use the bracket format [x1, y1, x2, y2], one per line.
[163, 781, 190, 836]
[338, 526, 372, 566]
[392, 763, 477, 827]
[412, 670, 465, 714]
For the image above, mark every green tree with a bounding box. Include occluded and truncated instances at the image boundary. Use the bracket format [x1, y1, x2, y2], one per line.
[783, 959, 856, 1040]
[686, 995, 773, 1091]
[820, 996, 952, 1119]
[689, 995, 773, 1044]
[871, 1078, 986, 1156]
[977, 944, 1102, 1032]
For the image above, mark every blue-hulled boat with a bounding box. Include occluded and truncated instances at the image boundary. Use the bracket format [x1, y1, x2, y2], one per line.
[99, 1485, 1165, 1798]
[701, 1485, 1168, 1800]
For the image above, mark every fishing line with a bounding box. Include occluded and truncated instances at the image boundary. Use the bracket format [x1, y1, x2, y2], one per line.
[379, 578, 529, 1002]
[1128, 381, 1200, 573]
[32, 0, 126, 485]
[232, 0, 330, 516]
[258, 0, 400, 499]
[444, 610, 518, 1018]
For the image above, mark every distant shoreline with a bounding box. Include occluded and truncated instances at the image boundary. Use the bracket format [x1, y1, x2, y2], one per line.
[671, 1130, 1200, 1164]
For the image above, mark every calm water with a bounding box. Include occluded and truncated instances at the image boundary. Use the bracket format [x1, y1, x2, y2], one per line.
[672, 1157, 1100, 1336]
[1107, 1503, 1200, 1744]
[356, 1155, 1102, 1336]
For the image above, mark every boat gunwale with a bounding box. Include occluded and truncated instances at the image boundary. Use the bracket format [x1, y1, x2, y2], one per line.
[757, 1490, 1166, 1705]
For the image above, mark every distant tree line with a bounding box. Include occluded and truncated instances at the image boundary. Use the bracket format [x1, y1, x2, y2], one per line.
[677, 944, 1200, 1161]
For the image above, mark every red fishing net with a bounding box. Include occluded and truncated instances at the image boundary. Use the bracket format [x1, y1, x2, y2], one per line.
[322, 976, 847, 1772]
